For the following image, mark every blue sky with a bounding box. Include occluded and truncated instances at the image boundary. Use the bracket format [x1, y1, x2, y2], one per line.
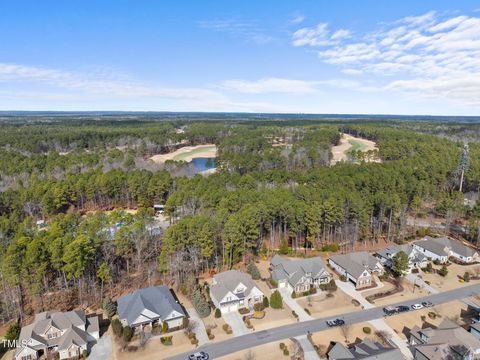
[1, 0, 480, 115]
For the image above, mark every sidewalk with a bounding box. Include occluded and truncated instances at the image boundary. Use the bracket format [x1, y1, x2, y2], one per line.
[295, 335, 321, 360]
[186, 307, 209, 345]
[279, 288, 313, 322]
[335, 280, 413, 359]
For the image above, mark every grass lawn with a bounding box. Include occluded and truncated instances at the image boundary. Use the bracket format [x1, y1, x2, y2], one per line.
[347, 139, 369, 153]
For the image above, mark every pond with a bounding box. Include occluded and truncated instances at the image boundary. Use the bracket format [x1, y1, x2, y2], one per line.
[190, 157, 216, 172]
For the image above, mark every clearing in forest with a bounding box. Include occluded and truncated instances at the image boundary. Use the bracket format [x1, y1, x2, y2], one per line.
[150, 144, 217, 163]
[331, 133, 378, 164]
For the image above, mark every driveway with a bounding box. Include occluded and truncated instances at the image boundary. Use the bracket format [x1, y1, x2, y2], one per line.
[279, 288, 313, 322]
[87, 335, 112, 360]
[186, 307, 209, 345]
[295, 335, 320, 360]
[222, 311, 249, 336]
[335, 280, 413, 359]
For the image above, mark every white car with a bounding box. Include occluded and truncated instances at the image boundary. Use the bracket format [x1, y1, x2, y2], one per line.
[411, 303, 424, 310]
[188, 352, 209, 360]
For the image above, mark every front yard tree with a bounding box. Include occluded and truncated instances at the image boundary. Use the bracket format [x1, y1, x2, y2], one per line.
[5, 322, 20, 340]
[102, 297, 117, 319]
[263, 296, 269, 308]
[192, 289, 211, 318]
[247, 262, 261, 280]
[439, 265, 448, 277]
[270, 290, 283, 309]
[392, 251, 409, 276]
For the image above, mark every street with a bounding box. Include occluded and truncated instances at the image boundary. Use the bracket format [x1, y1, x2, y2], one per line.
[167, 283, 480, 360]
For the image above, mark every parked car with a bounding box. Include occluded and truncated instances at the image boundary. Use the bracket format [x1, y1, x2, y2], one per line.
[422, 301, 434, 308]
[411, 303, 424, 310]
[188, 351, 209, 360]
[383, 306, 399, 316]
[326, 318, 345, 327]
[397, 305, 410, 313]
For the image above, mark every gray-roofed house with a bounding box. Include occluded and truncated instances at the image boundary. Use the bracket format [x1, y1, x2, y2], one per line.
[328, 252, 384, 289]
[270, 255, 331, 293]
[413, 236, 479, 264]
[327, 338, 404, 360]
[375, 244, 428, 273]
[117, 285, 186, 331]
[410, 319, 480, 359]
[15, 310, 99, 360]
[210, 270, 264, 314]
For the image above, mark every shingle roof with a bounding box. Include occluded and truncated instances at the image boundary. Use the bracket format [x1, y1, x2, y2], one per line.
[117, 285, 186, 327]
[327, 339, 404, 359]
[210, 270, 260, 303]
[412, 319, 480, 360]
[329, 252, 380, 279]
[16, 310, 94, 356]
[271, 255, 329, 287]
[415, 236, 477, 258]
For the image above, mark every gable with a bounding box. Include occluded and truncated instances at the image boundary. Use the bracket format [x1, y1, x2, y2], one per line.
[141, 308, 160, 319]
[233, 282, 247, 293]
[220, 291, 237, 303]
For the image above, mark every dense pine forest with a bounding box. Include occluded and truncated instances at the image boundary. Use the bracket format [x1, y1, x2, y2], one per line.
[1, 114, 480, 326]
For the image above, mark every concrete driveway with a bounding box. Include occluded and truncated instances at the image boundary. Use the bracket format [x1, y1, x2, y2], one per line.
[222, 311, 249, 336]
[87, 335, 112, 360]
[279, 288, 313, 322]
[186, 308, 209, 345]
[295, 335, 320, 360]
[335, 280, 413, 359]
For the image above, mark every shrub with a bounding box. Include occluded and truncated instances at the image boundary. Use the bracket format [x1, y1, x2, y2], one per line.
[238, 307, 250, 315]
[111, 319, 123, 337]
[351, 299, 360, 307]
[160, 336, 173, 345]
[192, 289, 211, 318]
[422, 263, 433, 272]
[82, 350, 88, 358]
[411, 268, 419, 274]
[292, 310, 298, 319]
[244, 318, 253, 329]
[433, 259, 441, 266]
[321, 243, 340, 252]
[5, 323, 20, 341]
[162, 321, 169, 333]
[263, 296, 270, 308]
[222, 324, 232, 334]
[278, 240, 289, 255]
[102, 297, 117, 319]
[270, 290, 283, 309]
[182, 317, 189, 329]
[339, 275, 347, 282]
[304, 308, 311, 315]
[247, 262, 261, 280]
[279, 343, 286, 350]
[122, 326, 134, 343]
[363, 327, 371, 334]
[291, 291, 297, 298]
[464, 271, 471, 282]
[283, 348, 289, 356]
[269, 278, 278, 288]
[439, 265, 448, 277]
[215, 308, 222, 318]
[253, 302, 265, 311]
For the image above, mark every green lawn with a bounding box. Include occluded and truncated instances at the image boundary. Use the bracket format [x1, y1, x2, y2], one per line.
[347, 139, 369, 153]
[171, 145, 216, 161]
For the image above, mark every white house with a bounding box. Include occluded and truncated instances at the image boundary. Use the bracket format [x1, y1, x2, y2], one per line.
[375, 244, 428, 273]
[270, 255, 331, 293]
[15, 310, 99, 360]
[413, 236, 479, 264]
[329, 252, 384, 289]
[210, 270, 264, 314]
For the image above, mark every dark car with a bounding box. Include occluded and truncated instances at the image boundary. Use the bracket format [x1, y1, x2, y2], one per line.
[383, 306, 398, 316]
[422, 301, 434, 308]
[188, 351, 209, 360]
[326, 318, 345, 327]
[397, 305, 410, 313]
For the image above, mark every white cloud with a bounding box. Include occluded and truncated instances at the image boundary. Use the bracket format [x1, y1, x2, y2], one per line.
[290, 14, 305, 24]
[197, 19, 272, 44]
[292, 11, 480, 106]
[221, 77, 318, 94]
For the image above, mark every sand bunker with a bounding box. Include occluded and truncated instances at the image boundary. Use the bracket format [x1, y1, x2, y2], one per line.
[331, 133, 379, 164]
[150, 144, 217, 163]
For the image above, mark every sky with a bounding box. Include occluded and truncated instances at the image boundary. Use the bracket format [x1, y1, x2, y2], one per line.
[1, 0, 480, 115]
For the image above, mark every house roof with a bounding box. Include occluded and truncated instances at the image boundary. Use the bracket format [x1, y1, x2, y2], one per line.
[376, 244, 426, 264]
[271, 255, 329, 287]
[412, 319, 480, 360]
[415, 236, 477, 258]
[117, 285, 186, 327]
[210, 270, 261, 303]
[16, 310, 94, 356]
[329, 252, 380, 279]
[327, 339, 404, 359]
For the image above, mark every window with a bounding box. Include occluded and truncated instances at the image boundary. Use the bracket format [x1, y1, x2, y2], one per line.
[21, 356, 32, 360]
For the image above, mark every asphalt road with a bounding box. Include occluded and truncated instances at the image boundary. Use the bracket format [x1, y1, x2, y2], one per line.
[167, 283, 480, 360]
